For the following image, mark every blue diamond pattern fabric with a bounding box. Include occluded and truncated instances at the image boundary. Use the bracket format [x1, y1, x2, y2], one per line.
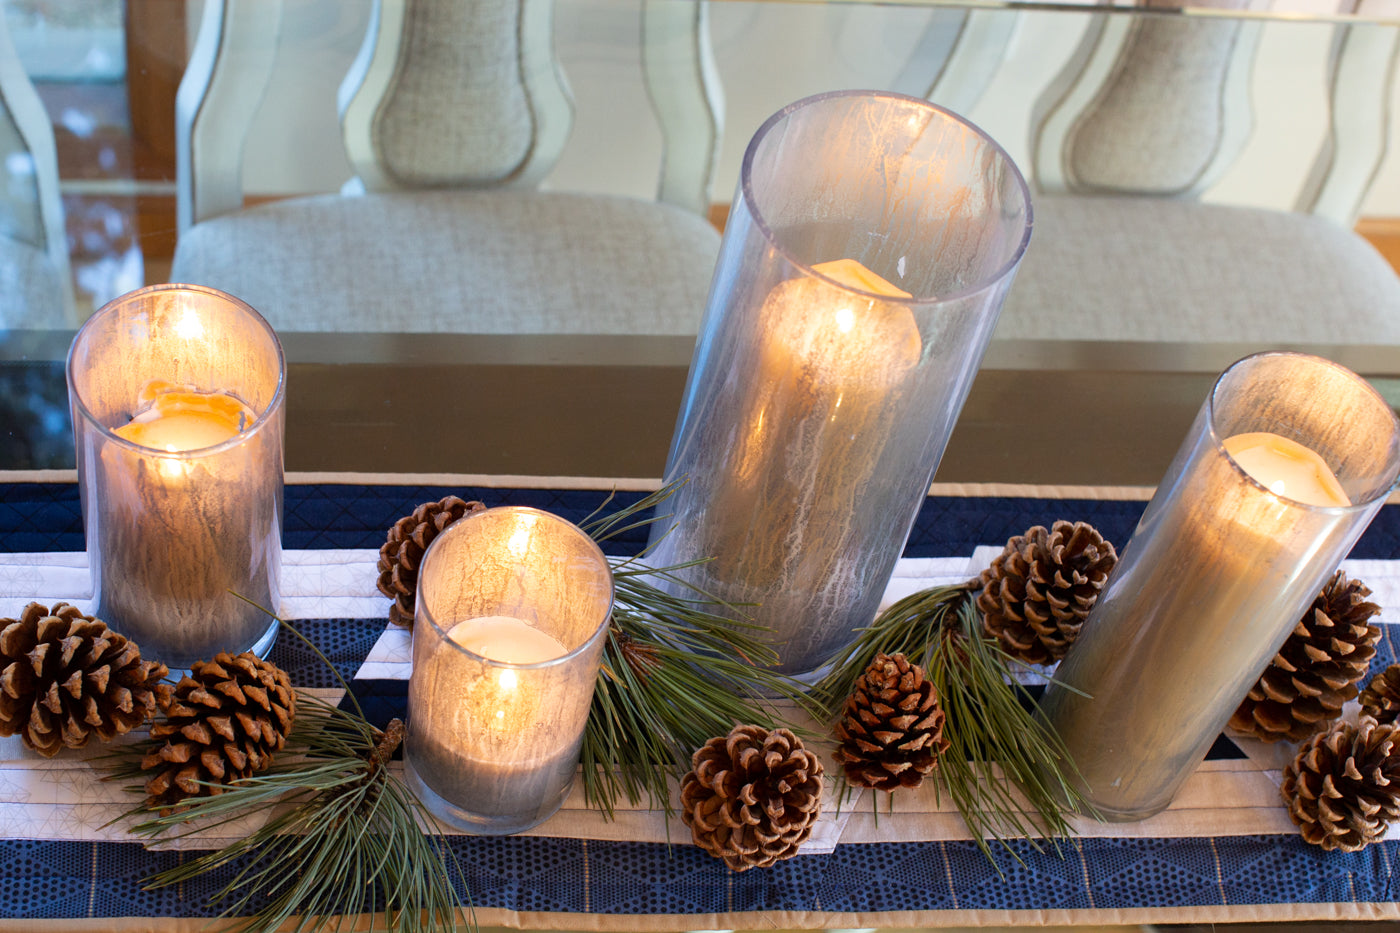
[0, 836, 1392, 920]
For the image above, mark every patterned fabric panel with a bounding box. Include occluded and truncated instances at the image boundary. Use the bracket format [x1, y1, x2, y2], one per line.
[0, 834, 1394, 920]
[0, 481, 1396, 923]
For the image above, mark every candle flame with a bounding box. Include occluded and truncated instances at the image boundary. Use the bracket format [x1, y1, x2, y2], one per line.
[175, 306, 205, 340]
[507, 516, 535, 559]
[834, 307, 855, 333]
[157, 453, 186, 480]
[1270, 480, 1287, 497]
[499, 669, 518, 691]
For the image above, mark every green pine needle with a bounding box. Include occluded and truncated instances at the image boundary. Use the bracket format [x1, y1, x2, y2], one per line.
[813, 583, 1092, 863]
[100, 618, 470, 933]
[578, 482, 819, 816]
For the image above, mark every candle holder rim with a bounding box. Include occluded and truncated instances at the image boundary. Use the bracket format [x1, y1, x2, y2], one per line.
[65, 283, 288, 459]
[738, 88, 1034, 305]
[1207, 349, 1400, 510]
[416, 505, 615, 669]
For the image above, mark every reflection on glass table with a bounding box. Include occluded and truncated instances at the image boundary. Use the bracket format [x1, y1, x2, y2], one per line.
[2, 0, 1400, 349]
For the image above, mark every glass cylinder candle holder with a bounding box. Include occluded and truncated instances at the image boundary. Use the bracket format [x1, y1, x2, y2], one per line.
[1039, 351, 1400, 821]
[645, 90, 1032, 678]
[66, 284, 285, 669]
[405, 506, 613, 835]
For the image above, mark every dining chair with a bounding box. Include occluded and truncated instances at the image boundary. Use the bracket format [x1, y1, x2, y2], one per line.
[168, 0, 724, 335]
[0, 10, 75, 328]
[997, 6, 1400, 344]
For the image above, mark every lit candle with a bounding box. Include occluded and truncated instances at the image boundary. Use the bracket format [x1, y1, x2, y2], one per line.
[113, 381, 252, 452]
[404, 507, 613, 835]
[650, 258, 929, 674]
[1039, 352, 1399, 821]
[446, 615, 567, 664]
[67, 284, 285, 669]
[1223, 432, 1351, 508]
[643, 91, 1031, 680]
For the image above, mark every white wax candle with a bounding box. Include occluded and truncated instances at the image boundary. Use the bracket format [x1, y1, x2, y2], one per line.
[812, 258, 913, 299]
[113, 381, 253, 452]
[1223, 432, 1351, 508]
[765, 258, 921, 395]
[446, 615, 567, 664]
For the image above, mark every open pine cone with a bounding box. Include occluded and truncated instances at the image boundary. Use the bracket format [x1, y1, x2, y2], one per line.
[0, 602, 169, 757]
[976, 521, 1117, 665]
[1281, 719, 1400, 852]
[377, 496, 486, 628]
[142, 651, 295, 812]
[1230, 571, 1381, 743]
[680, 725, 823, 871]
[833, 653, 949, 792]
[1361, 665, 1400, 726]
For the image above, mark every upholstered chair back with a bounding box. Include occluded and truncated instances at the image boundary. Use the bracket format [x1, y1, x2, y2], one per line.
[340, 0, 572, 192]
[1032, 11, 1260, 199]
[0, 10, 74, 325]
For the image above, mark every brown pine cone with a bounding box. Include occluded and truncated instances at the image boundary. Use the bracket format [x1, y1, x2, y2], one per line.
[0, 602, 169, 757]
[976, 521, 1117, 665]
[1230, 571, 1381, 743]
[833, 653, 949, 791]
[1361, 665, 1400, 726]
[680, 725, 823, 871]
[377, 496, 486, 627]
[1281, 719, 1400, 852]
[141, 652, 295, 812]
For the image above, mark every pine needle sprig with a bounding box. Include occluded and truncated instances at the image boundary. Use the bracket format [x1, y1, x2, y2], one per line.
[813, 583, 1090, 862]
[575, 480, 818, 816]
[100, 618, 469, 933]
[584, 561, 818, 816]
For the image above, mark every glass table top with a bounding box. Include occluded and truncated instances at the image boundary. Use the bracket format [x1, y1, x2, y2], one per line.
[5, 329, 1399, 487]
[2, 0, 1399, 487]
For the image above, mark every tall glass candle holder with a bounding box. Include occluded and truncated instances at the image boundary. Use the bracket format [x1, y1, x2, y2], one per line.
[1039, 351, 1400, 821]
[405, 506, 613, 835]
[646, 90, 1032, 677]
[66, 284, 285, 668]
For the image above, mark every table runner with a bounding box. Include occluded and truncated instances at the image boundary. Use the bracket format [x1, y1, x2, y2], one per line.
[0, 472, 1398, 929]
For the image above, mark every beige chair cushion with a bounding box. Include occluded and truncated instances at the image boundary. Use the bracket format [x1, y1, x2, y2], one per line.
[0, 237, 69, 328]
[1001, 194, 1400, 344]
[170, 189, 721, 334]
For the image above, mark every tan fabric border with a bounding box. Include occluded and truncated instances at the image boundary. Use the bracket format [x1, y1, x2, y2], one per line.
[0, 469, 76, 483]
[3, 900, 1395, 931]
[286, 474, 1164, 502]
[10, 470, 1400, 506]
[465, 901, 1400, 930]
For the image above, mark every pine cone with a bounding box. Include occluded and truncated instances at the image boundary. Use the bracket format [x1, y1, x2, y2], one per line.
[1361, 665, 1400, 726]
[1281, 719, 1400, 851]
[0, 602, 169, 757]
[977, 521, 1117, 665]
[377, 496, 486, 627]
[141, 652, 295, 812]
[832, 653, 949, 791]
[1230, 571, 1381, 743]
[680, 725, 823, 871]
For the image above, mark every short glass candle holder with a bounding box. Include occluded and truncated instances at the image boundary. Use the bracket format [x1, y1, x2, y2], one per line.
[1039, 351, 1400, 821]
[66, 284, 285, 669]
[645, 90, 1031, 678]
[405, 506, 614, 835]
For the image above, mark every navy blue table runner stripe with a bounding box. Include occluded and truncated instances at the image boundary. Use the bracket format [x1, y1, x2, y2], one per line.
[0, 480, 1396, 920]
[2, 834, 1394, 920]
[6, 480, 1400, 558]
